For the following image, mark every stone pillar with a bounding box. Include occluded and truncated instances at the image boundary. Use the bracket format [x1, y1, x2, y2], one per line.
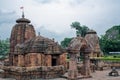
[37, 54, 42, 66]
[13, 55, 18, 66]
[25, 54, 29, 67]
[82, 53, 91, 77]
[18, 55, 24, 67]
[30, 53, 37, 66]
[45, 55, 51, 66]
[68, 53, 78, 80]
[60, 53, 67, 68]
[41, 54, 45, 66]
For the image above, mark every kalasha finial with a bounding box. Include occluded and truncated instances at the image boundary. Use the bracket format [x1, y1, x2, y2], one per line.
[20, 6, 24, 18]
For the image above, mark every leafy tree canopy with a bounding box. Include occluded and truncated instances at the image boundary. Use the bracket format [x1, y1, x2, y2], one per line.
[0, 38, 9, 59]
[105, 25, 120, 40]
[61, 38, 72, 48]
[71, 21, 89, 37]
[61, 21, 90, 49]
[99, 25, 120, 55]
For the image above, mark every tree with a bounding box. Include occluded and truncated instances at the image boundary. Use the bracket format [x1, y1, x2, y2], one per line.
[0, 38, 10, 59]
[61, 21, 90, 49]
[71, 21, 89, 37]
[61, 38, 73, 48]
[99, 25, 120, 55]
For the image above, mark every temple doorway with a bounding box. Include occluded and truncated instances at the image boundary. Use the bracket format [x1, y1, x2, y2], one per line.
[52, 58, 57, 66]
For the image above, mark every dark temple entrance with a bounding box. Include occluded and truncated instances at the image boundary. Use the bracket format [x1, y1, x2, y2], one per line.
[52, 58, 57, 66]
[52, 55, 58, 66]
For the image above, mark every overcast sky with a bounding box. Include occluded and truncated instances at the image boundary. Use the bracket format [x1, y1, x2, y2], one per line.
[0, 0, 120, 42]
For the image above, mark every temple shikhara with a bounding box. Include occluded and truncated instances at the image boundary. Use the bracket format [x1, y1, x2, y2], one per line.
[0, 12, 103, 80]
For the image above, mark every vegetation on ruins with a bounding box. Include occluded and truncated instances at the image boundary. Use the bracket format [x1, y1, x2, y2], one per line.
[0, 38, 9, 59]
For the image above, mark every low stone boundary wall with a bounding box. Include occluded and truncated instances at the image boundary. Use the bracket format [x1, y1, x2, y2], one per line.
[2, 65, 65, 80]
[104, 62, 120, 68]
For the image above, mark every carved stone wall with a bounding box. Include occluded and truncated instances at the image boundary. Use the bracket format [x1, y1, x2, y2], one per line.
[45, 54, 52, 66]
[60, 53, 67, 69]
[18, 55, 24, 67]
[12, 53, 67, 67]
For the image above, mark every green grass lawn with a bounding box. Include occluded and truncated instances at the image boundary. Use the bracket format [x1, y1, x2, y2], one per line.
[92, 55, 120, 62]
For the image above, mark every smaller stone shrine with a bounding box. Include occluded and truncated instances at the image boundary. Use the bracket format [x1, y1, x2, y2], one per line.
[67, 35, 93, 80]
[85, 30, 103, 70]
[85, 30, 102, 58]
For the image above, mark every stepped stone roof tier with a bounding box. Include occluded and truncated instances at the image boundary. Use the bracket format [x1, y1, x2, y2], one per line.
[14, 35, 64, 55]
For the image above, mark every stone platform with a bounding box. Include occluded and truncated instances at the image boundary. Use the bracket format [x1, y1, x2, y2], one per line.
[0, 69, 120, 80]
[1, 65, 66, 80]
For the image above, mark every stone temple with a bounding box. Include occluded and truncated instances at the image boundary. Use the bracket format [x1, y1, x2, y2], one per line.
[0, 13, 102, 80]
[3, 13, 67, 80]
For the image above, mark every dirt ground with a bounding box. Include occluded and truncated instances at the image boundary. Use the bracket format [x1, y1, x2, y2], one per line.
[82, 69, 120, 80]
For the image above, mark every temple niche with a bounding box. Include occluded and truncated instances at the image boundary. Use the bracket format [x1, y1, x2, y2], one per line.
[3, 14, 67, 80]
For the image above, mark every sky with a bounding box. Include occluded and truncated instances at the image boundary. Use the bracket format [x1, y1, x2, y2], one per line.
[0, 0, 120, 43]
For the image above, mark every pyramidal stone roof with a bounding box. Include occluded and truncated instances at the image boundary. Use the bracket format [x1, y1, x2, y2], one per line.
[14, 35, 64, 54]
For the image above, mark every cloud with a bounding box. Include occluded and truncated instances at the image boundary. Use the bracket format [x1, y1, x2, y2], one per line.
[0, 0, 120, 42]
[0, 10, 17, 24]
[35, 26, 75, 43]
[0, 10, 17, 39]
[35, 0, 54, 4]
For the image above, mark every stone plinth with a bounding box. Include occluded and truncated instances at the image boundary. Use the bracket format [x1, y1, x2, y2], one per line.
[2, 65, 65, 80]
